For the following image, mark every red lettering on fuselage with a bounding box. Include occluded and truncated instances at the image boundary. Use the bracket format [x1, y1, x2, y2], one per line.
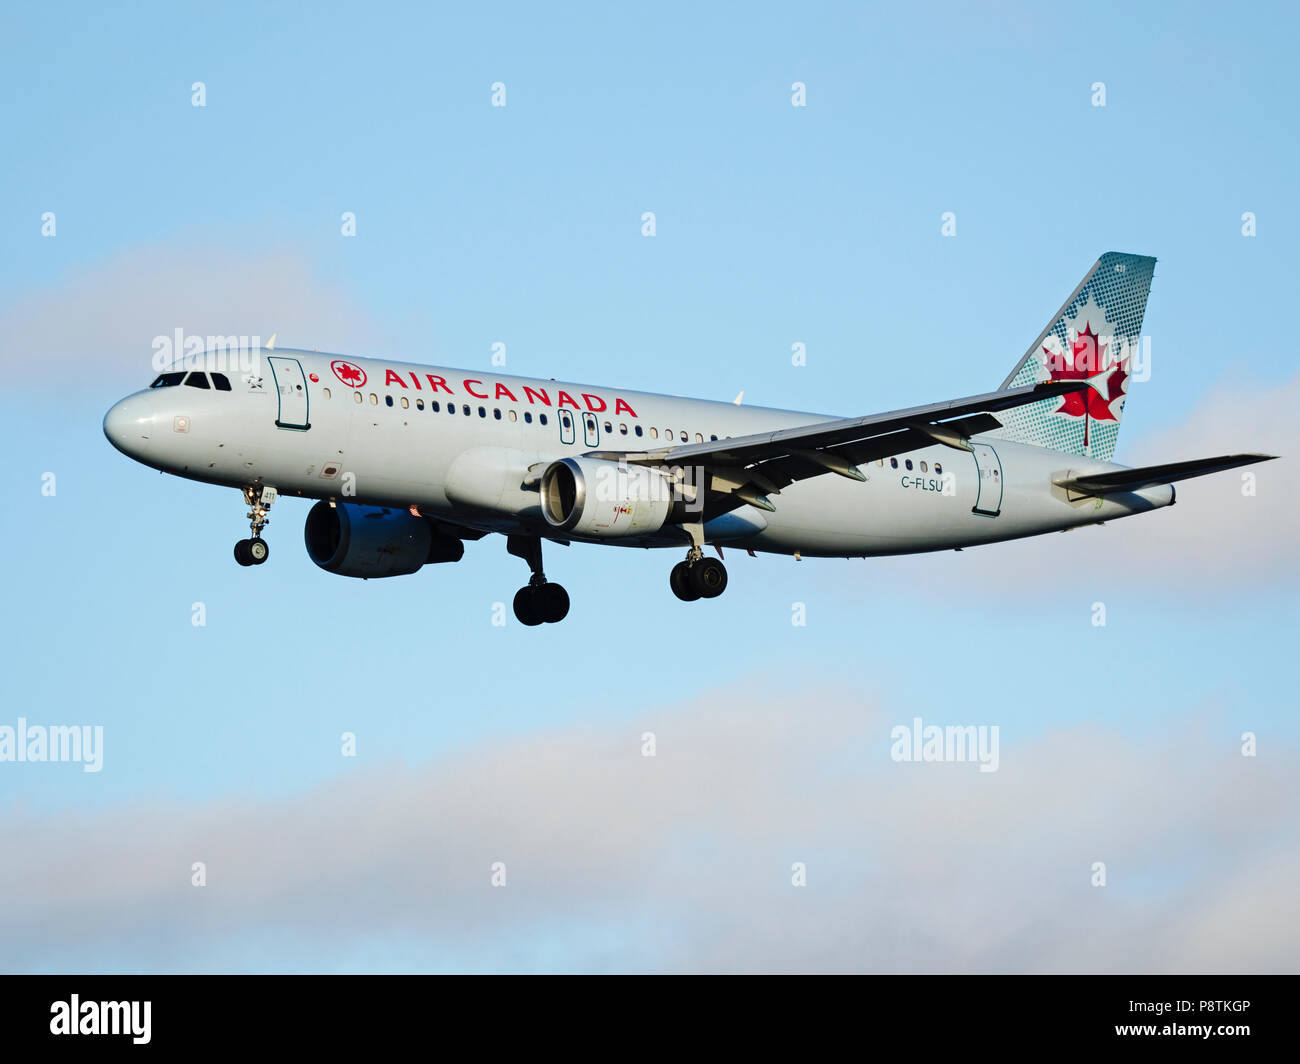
[368, 367, 637, 416]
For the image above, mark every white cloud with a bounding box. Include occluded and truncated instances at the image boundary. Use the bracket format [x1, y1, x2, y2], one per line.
[1, 688, 1294, 972]
[0, 238, 392, 389]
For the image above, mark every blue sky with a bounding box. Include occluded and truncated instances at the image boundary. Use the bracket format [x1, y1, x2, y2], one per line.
[1, 1, 1297, 972]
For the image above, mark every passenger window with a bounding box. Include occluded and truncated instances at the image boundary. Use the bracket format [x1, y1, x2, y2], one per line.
[920, 460, 927, 472]
[385, 395, 394, 407]
[478, 406, 486, 418]
[431, 401, 440, 412]
[370, 393, 378, 405]
[905, 459, 913, 470]
[184, 372, 210, 389]
[539, 414, 548, 425]
[890, 458, 898, 469]
[619, 423, 628, 435]
[508, 410, 517, 422]
[650, 427, 658, 439]
[680, 431, 688, 442]
[462, 405, 470, 415]
[212, 373, 232, 391]
[322, 386, 331, 399]
[710, 434, 717, 441]
[354, 391, 362, 404]
[524, 412, 532, 423]
[935, 462, 943, 475]
[694, 433, 703, 443]
[876, 459, 884, 467]
[400, 396, 409, 409]
[635, 425, 643, 436]
[494, 408, 502, 420]
[416, 398, 424, 410]
[604, 421, 612, 434]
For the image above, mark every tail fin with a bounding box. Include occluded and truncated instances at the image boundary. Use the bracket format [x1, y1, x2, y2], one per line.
[991, 251, 1155, 461]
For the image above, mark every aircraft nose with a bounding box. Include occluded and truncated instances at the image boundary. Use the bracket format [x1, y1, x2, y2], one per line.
[103, 395, 155, 457]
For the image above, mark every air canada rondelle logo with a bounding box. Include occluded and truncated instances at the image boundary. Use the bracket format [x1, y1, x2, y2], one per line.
[331, 360, 366, 388]
[1041, 301, 1129, 449]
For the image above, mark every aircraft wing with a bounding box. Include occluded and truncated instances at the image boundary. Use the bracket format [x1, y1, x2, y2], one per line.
[1055, 454, 1277, 497]
[584, 376, 1103, 511]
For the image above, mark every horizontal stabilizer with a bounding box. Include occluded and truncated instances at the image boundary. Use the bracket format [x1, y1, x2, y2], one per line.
[1055, 454, 1277, 497]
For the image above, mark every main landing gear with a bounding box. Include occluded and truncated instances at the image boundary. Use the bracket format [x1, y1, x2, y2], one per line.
[507, 534, 570, 625]
[234, 485, 276, 567]
[670, 544, 728, 602]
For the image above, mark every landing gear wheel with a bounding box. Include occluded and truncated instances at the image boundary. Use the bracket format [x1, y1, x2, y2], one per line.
[536, 582, 570, 623]
[670, 561, 701, 601]
[237, 485, 277, 568]
[689, 557, 728, 599]
[513, 586, 544, 627]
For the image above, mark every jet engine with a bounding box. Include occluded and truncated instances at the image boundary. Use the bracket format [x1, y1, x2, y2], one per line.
[304, 501, 464, 578]
[540, 457, 675, 538]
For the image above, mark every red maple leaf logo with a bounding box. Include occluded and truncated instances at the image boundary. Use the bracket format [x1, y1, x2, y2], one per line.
[331, 360, 366, 388]
[1044, 322, 1127, 446]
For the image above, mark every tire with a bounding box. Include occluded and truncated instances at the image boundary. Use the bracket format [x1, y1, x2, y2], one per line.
[513, 586, 543, 626]
[690, 557, 728, 599]
[670, 561, 700, 601]
[248, 538, 270, 565]
[536, 582, 570, 623]
[234, 540, 253, 566]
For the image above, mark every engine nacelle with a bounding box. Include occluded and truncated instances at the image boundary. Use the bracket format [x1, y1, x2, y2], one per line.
[304, 501, 464, 578]
[540, 457, 674, 538]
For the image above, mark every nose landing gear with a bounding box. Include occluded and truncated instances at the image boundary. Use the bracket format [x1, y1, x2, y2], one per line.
[507, 533, 570, 625]
[234, 485, 276, 567]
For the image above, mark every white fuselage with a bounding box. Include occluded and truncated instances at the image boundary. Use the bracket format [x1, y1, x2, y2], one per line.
[103, 348, 1173, 557]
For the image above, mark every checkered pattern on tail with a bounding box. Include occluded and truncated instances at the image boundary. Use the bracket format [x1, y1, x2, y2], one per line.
[989, 252, 1155, 462]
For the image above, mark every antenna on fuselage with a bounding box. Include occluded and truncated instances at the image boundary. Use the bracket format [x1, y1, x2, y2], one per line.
[733, 390, 744, 405]
[267, 333, 277, 351]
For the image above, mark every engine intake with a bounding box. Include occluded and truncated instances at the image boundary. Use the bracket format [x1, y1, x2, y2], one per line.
[304, 501, 464, 578]
[540, 457, 674, 538]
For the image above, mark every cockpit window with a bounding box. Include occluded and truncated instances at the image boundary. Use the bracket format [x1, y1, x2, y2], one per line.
[184, 372, 210, 389]
[211, 372, 232, 391]
[150, 372, 185, 388]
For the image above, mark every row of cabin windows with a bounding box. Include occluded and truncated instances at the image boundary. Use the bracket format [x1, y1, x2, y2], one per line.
[342, 390, 551, 426]
[878, 457, 943, 475]
[558, 410, 719, 443]
[329, 388, 723, 443]
[150, 371, 233, 391]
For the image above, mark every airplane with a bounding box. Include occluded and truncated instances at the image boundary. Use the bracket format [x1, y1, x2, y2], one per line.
[103, 252, 1274, 625]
